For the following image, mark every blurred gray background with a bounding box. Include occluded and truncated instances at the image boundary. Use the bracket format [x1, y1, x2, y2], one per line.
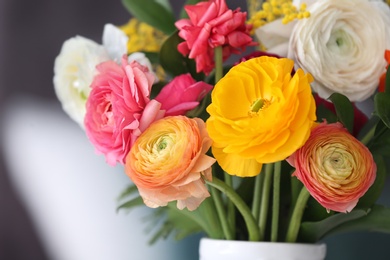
[0, 1, 201, 259]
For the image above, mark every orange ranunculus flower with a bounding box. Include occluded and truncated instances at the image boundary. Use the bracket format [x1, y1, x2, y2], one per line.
[125, 116, 216, 211]
[379, 50, 390, 92]
[287, 122, 377, 213]
[206, 56, 316, 177]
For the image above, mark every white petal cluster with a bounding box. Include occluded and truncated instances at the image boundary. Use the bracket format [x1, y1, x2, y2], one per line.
[256, 0, 390, 102]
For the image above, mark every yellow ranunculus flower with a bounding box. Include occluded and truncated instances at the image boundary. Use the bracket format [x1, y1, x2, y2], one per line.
[206, 56, 316, 177]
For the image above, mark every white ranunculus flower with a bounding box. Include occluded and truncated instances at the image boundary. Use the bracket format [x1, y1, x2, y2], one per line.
[288, 0, 390, 102]
[255, 20, 295, 57]
[102, 23, 129, 62]
[53, 36, 109, 128]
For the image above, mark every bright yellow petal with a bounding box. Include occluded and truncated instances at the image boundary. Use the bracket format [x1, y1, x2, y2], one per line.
[212, 146, 263, 177]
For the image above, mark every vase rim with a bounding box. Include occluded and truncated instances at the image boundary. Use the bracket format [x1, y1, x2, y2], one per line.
[199, 237, 327, 260]
[200, 237, 326, 246]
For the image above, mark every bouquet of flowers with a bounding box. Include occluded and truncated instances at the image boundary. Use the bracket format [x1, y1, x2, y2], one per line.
[53, 0, 390, 245]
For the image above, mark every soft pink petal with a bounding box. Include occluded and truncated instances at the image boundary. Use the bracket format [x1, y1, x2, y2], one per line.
[84, 58, 156, 165]
[138, 99, 163, 132]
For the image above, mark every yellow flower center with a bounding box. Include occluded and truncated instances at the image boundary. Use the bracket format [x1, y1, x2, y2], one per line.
[249, 98, 272, 115]
[322, 147, 353, 179]
[156, 136, 171, 152]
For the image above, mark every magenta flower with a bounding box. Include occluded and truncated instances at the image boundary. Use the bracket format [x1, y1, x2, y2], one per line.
[155, 73, 213, 116]
[175, 0, 256, 75]
[84, 57, 164, 165]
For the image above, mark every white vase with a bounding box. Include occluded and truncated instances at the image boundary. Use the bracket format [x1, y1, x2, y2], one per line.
[199, 238, 327, 260]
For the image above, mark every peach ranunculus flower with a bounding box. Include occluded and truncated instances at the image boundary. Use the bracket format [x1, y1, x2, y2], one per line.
[125, 116, 216, 211]
[84, 56, 164, 166]
[287, 122, 377, 213]
[175, 0, 256, 75]
[155, 73, 213, 116]
[206, 56, 316, 177]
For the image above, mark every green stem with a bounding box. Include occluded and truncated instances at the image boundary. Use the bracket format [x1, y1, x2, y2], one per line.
[224, 172, 236, 237]
[210, 187, 234, 240]
[214, 46, 235, 235]
[271, 161, 281, 242]
[360, 125, 376, 146]
[285, 187, 311, 243]
[214, 46, 223, 84]
[198, 197, 224, 239]
[258, 163, 273, 241]
[251, 170, 265, 220]
[206, 177, 261, 241]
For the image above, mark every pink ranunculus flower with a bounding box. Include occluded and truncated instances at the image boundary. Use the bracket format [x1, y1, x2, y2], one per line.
[155, 73, 213, 116]
[175, 0, 256, 75]
[84, 56, 164, 165]
[287, 122, 376, 213]
[125, 116, 216, 211]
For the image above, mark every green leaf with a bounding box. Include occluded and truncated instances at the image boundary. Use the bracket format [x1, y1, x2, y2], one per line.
[147, 204, 205, 244]
[189, 197, 224, 239]
[374, 92, 390, 128]
[121, 0, 176, 35]
[385, 64, 390, 93]
[117, 196, 144, 212]
[117, 184, 139, 202]
[143, 51, 160, 64]
[315, 104, 338, 124]
[154, 0, 172, 12]
[164, 198, 224, 240]
[299, 209, 369, 243]
[145, 198, 223, 244]
[186, 92, 211, 120]
[328, 93, 354, 133]
[367, 120, 390, 157]
[303, 197, 334, 223]
[159, 31, 204, 80]
[356, 155, 387, 209]
[166, 206, 204, 240]
[159, 31, 189, 76]
[326, 205, 390, 235]
[148, 222, 174, 245]
[150, 80, 167, 100]
[357, 115, 380, 141]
